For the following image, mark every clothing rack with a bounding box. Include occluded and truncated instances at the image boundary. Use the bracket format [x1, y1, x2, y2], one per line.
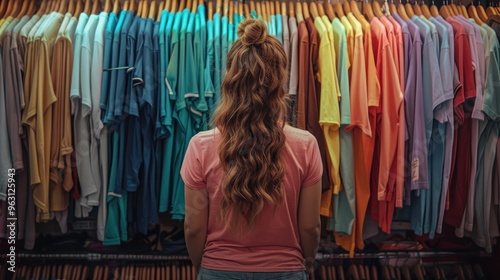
[316, 249, 489, 260]
[0, 253, 191, 261]
[0, 249, 488, 262]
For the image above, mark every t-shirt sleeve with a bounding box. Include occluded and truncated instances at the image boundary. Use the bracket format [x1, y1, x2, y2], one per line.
[180, 136, 205, 189]
[303, 135, 323, 187]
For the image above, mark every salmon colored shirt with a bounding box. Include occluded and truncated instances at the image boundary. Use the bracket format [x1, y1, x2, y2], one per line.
[180, 126, 323, 272]
[335, 13, 372, 257]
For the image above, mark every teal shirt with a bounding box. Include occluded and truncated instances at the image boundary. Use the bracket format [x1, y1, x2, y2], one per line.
[170, 10, 197, 220]
[233, 13, 240, 40]
[228, 21, 235, 51]
[193, 4, 208, 116]
[329, 18, 355, 235]
[270, 14, 276, 36]
[221, 15, 229, 84]
[205, 19, 216, 118]
[166, 11, 183, 101]
[158, 10, 169, 139]
[276, 14, 283, 44]
[213, 13, 222, 103]
[159, 10, 182, 213]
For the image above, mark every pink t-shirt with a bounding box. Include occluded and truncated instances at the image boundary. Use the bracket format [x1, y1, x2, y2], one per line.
[180, 125, 323, 272]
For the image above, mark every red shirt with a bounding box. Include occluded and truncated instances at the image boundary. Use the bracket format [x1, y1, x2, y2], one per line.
[444, 18, 476, 228]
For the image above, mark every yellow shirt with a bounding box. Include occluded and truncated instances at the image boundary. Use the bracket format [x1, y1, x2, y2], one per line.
[24, 13, 64, 222]
[315, 16, 341, 217]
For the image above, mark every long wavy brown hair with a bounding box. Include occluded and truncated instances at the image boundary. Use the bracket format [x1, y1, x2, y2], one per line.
[212, 19, 289, 231]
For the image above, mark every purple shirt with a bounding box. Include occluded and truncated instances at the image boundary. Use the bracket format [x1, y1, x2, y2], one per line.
[404, 20, 428, 195]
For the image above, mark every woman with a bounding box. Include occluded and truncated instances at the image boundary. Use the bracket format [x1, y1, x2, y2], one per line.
[181, 18, 322, 280]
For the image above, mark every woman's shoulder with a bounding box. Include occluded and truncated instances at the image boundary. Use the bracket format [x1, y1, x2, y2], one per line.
[189, 128, 220, 148]
[284, 125, 316, 145]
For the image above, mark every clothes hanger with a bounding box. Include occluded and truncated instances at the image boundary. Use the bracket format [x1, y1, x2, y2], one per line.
[141, 0, 150, 18]
[83, 0, 91, 14]
[413, 0, 423, 15]
[112, 0, 120, 14]
[296, 1, 304, 21]
[171, 0, 178, 13]
[301, 1, 310, 19]
[309, 2, 319, 18]
[57, 1, 68, 15]
[229, 0, 233, 23]
[335, 1, 345, 17]
[405, 0, 415, 18]
[389, 0, 397, 14]
[476, 1, 489, 21]
[450, 0, 460, 15]
[42, 0, 50, 15]
[26, 0, 37, 16]
[250, 0, 255, 13]
[373, 0, 384, 18]
[261, 1, 267, 21]
[165, 0, 171, 11]
[224, 0, 229, 17]
[91, 0, 100, 14]
[460, 0, 469, 16]
[186, 0, 193, 13]
[325, 2, 335, 20]
[137, 1, 143, 17]
[123, 1, 130, 11]
[149, 0, 156, 19]
[468, 4, 484, 24]
[275, 1, 281, 16]
[255, 0, 261, 18]
[281, 1, 285, 16]
[103, 0, 111, 12]
[421, 1, 432, 18]
[364, 0, 376, 21]
[0, 0, 8, 19]
[430, 0, 439, 17]
[244, 3, 250, 18]
[36, 0, 47, 15]
[215, 0, 222, 14]
[317, 0, 326, 17]
[7, 0, 19, 16]
[486, 4, 498, 16]
[266, 1, 272, 21]
[343, 1, 352, 14]
[177, 0, 184, 11]
[207, 0, 213, 19]
[67, 0, 75, 14]
[351, 0, 368, 24]
[6, 0, 17, 16]
[397, 0, 409, 19]
[16, 0, 30, 18]
[440, 2, 452, 18]
[269, 1, 274, 19]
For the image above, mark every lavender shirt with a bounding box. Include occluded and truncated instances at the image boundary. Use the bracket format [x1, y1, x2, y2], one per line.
[404, 19, 428, 196]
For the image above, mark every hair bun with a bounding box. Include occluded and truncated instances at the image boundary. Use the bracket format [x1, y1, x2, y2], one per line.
[237, 19, 267, 46]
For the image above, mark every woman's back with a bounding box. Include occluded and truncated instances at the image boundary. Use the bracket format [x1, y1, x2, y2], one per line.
[181, 125, 322, 271]
[181, 18, 322, 277]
